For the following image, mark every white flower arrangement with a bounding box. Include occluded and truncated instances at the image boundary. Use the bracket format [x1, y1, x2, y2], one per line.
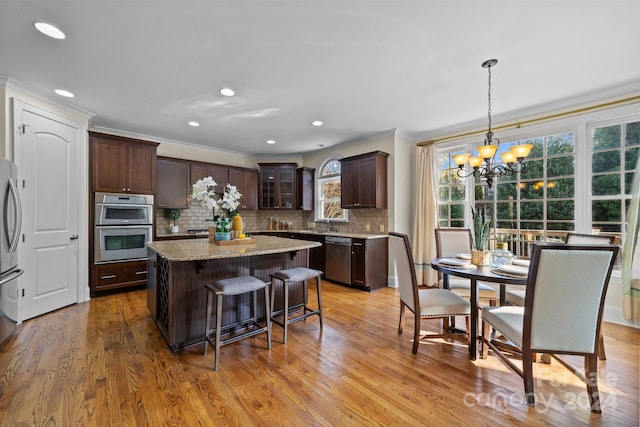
[190, 177, 242, 220]
[219, 183, 242, 217]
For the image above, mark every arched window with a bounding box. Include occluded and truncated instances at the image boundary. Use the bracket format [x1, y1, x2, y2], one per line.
[316, 158, 347, 221]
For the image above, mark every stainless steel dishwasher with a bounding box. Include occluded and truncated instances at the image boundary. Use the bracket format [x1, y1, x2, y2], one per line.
[325, 236, 352, 285]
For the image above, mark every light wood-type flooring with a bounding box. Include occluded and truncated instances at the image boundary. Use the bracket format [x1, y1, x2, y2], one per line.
[0, 281, 638, 426]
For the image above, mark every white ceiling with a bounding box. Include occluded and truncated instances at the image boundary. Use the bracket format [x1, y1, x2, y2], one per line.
[1, 1, 639, 156]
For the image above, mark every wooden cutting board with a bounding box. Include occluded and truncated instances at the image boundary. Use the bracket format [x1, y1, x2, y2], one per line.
[211, 238, 257, 246]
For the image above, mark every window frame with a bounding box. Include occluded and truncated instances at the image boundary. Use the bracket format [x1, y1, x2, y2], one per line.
[315, 157, 348, 222]
[587, 115, 640, 238]
[434, 103, 640, 261]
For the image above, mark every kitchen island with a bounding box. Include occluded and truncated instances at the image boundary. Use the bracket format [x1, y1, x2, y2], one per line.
[146, 235, 321, 351]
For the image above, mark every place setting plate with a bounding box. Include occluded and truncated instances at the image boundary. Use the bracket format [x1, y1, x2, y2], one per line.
[438, 258, 476, 269]
[492, 263, 529, 278]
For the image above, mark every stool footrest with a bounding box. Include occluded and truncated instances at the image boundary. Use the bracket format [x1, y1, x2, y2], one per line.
[271, 302, 304, 318]
[206, 322, 269, 347]
[272, 307, 320, 325]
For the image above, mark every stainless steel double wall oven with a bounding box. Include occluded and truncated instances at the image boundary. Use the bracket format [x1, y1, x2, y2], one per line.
[94, 192, 153, 264]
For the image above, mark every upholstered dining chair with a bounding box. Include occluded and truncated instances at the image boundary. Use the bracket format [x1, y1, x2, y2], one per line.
[506, 231, 618, 359]
[389, 232, 471, 355]
[481, 243, 618, 413]
[567, 232, 617, 359]
[434, 228, 498, 306]
[565, 232, 618, 245]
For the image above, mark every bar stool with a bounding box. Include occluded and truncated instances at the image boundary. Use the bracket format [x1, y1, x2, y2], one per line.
[270, 267, 323, 343]
[204, 276, 271, 371]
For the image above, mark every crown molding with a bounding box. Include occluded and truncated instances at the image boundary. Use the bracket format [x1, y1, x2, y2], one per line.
[89, 125, 258, 160]
[414, 79, 640, 143]
[1, 75, 95, 120]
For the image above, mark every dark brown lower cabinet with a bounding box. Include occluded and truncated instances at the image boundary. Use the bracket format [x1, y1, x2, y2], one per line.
[351, 237, 388, 290]
[91, 260, 148, 296]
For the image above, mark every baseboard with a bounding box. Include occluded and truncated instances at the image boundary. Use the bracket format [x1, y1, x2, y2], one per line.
[603, 306, 640, 329]
[387, 276, 398, 288]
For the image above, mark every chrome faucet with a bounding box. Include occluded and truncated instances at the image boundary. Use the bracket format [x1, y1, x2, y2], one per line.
[326, 220, 334, 232]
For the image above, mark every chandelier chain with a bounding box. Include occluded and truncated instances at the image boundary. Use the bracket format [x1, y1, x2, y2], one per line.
[451, 58, 531, 189]
[487, 65, 492, 134]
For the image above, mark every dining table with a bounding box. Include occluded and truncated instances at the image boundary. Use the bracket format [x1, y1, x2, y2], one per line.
[430, 257, 529, 360]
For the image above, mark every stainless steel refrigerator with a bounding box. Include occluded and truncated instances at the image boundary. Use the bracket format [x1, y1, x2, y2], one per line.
[0, 158, 23, 348]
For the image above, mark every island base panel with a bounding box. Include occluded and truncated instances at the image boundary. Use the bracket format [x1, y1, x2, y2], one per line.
[156, 249, 310, 351]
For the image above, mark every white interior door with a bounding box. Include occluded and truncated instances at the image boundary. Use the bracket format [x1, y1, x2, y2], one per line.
[13, 100, 81, 321]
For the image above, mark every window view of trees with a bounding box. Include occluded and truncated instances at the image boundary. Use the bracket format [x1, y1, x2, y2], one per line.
[436, 116, 638, 262]
[492, 132, 576, 233]
[591, 121, 639, 234]
[437, 151, 466, 227]
[438, 132, 577, 257]
[317, 159, 346, 220]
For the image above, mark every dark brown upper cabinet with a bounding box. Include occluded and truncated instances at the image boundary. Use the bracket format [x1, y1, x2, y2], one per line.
[90, 132, 158, 194]
[296, 167, 315, 211]
[190, 162, 228, 194]
[156, 157, 190, 209]
[228, 167, 258, 210]
[340, 151, 388, 209]
[258, 163, 297, 210]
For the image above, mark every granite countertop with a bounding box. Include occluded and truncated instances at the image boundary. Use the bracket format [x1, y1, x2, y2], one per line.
[147, 235, 321, 261]
[247, 229, 388, 240]
[156, 229, 388, 240]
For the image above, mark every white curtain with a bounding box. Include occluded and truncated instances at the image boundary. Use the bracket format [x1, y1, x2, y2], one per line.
[622, 159, 640, 324]
[412, 144, 439, 287]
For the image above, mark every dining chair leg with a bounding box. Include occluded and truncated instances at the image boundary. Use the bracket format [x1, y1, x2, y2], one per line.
[585, 354, 602, 413]
[597, 333, 606, 360]
[523, 348, 535, 407]
[481, 319, 489, 359]
[465, 316, 471, 346]
[398, 302, 406, 334]
[412, 311, 420, 354]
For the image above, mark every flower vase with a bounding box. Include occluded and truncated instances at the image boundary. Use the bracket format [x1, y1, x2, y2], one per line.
[471, 249, 492, 266]
[215, 218, 232, 241]
[231, 213, 243, 239]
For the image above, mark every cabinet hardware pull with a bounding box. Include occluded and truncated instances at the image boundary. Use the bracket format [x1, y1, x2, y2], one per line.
[135, 270, 147, 275]
[70, 235, 79, 240]
[100, 274, 116, 279]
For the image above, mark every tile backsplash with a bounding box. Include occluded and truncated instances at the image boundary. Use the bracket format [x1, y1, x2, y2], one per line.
[156, 206, 388, 234]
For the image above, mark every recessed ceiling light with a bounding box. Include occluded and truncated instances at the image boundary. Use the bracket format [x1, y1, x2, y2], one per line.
[188, 121, 200, 127]
[220, 88, 235, 97]
[312, 120, 323, 126]
[54, 89, 74, 98]
[33, 22, 66, 39]
[266, 140, 276, 145]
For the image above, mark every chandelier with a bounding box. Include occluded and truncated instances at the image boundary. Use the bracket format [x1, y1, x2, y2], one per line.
[452, 59, 533, 188]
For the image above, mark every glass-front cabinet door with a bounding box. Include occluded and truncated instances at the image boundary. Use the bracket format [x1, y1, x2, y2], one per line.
[276, 165, 294, 209]
[258, 163, 297, 209]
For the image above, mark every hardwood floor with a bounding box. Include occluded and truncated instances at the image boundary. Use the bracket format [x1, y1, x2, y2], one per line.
[0, 281, 638, 426]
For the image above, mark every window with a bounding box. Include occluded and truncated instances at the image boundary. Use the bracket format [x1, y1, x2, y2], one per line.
[316, 158, 347, 221]
[436, 109, 640, 264]
[437, 150, 466, 227]
[438, 132, 578, 257]
[590, 120, 639, 236]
